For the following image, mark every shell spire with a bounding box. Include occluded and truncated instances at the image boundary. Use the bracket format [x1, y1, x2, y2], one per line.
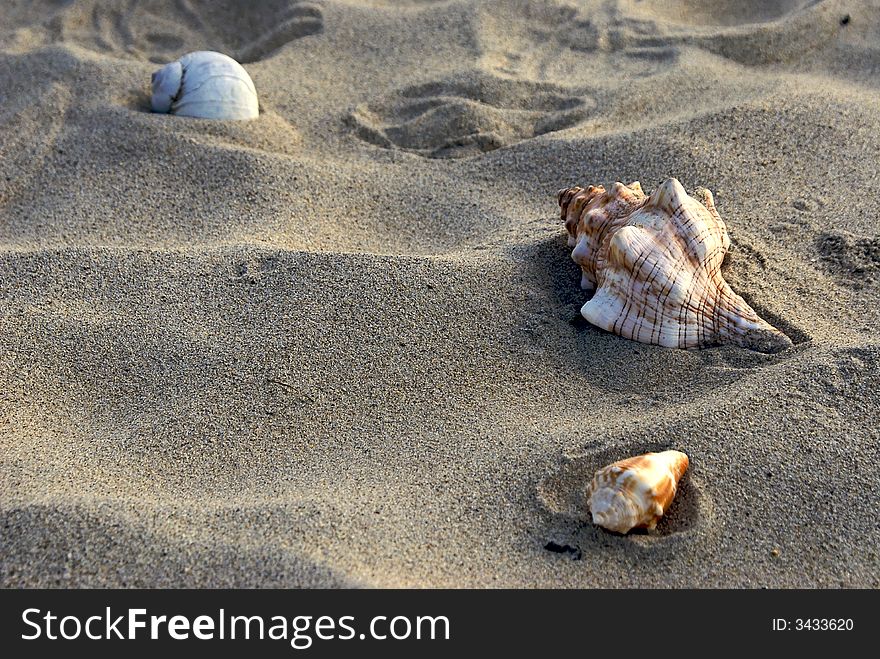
[588, 450, 689, 534]
[558, 177, 791, 352]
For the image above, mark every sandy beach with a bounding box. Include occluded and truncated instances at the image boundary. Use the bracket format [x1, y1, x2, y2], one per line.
[1, 0, 879, 587]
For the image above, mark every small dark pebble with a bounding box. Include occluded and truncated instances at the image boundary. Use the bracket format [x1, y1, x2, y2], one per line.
[544, 541, 582, 560]
[841, 15, 850, 25]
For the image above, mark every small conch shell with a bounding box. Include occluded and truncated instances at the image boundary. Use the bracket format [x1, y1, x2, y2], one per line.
[588, 450, 689, 534]
[558, 177, 791, 352]
[151, 51, 259, 120]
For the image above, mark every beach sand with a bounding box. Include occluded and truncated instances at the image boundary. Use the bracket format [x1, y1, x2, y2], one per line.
[1, 0, 879, 587]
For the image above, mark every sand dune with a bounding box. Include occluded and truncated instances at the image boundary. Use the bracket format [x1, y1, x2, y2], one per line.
[1, 0, 879, 587]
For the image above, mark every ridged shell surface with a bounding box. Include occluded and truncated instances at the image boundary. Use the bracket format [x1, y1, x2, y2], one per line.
[558, 178, 791, 351]
[588, 450, 689, 534]
[151, 51, 259, 120]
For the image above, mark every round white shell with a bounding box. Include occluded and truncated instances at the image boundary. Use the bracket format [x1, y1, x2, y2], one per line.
[150, 51, 259, 120]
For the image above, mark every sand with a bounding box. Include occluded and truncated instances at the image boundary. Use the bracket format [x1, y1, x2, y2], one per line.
[1, 0, 878, 588]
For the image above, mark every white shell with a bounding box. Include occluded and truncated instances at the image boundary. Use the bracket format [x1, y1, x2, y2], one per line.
[151, 51, 259, 120]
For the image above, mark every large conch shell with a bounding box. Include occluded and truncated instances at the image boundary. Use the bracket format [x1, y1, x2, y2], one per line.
[151, 51, 259, 120]
[558, 178, 791, 352]
[588, 450, 689, 534]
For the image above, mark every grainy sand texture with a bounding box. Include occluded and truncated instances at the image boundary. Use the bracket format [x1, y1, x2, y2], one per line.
[1, 0, 879, 587]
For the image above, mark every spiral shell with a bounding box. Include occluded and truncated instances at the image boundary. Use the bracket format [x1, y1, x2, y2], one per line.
[588, 450, 689, 534]
[151, 51, 259, 120]
[558, 178, 791, 352]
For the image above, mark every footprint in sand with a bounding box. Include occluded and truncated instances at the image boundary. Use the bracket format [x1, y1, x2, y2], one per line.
[476, 0, 843, 84]
[475, 0, 679, 82]
[234, 3, 324, 63]
[816, 232, 880, 289]
[621, 0, 821, 27]
[349, 72, 595, 158]
[616, 0, 844, 65]
[815, 347, 880, 399]
[6, 0, 323, 63]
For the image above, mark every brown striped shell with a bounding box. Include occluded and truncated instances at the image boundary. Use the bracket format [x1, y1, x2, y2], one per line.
[588, 450, 689, 534]
[558, 178, 791, 351]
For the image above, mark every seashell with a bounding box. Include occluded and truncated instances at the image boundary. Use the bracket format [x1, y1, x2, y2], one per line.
[588, 450, 689, 534]
[151, 51, 259, 120]
[558, 177, 791, 352]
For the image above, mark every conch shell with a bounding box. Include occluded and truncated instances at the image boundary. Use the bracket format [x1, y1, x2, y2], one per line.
[588, 450, 689, 534]
[151, 51, 259, 120]
[558, 178, 791, 352]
